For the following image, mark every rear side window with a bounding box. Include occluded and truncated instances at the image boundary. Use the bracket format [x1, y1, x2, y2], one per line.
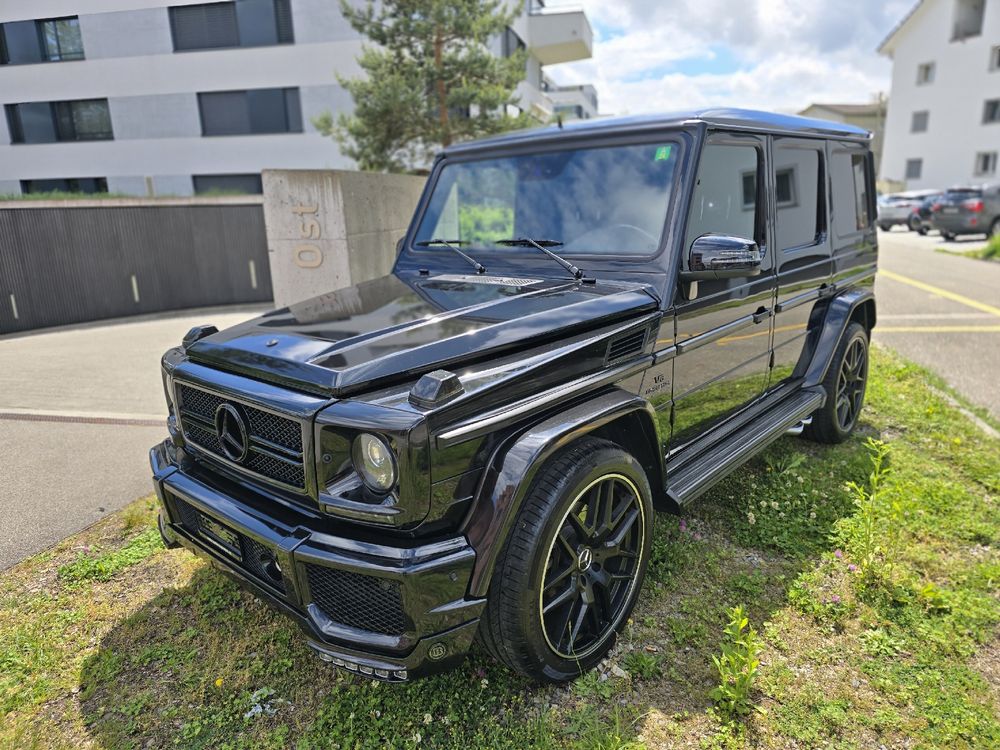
[774, 143, 824, 250]
[831, 149, 872, 236]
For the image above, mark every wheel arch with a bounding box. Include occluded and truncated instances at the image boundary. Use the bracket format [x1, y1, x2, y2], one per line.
[801, 287, 876, 390]
[460, 388, 668, 598]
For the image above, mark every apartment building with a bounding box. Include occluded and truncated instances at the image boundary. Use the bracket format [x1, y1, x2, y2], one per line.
[879, 0, 1000, 189]
[798, 100, 888, 176]
[0, 0, 594, 197]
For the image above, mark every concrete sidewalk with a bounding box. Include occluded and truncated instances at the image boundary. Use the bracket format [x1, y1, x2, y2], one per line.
[0, 305, 267, 569]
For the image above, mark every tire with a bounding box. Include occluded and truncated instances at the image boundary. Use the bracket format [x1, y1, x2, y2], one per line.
[879, 223, 892, 232]
[942, 232, 956, 241]
[478, 437, 653, 682]
[908, 215, 922, 232]
[804, 322, 869, 444]
[917, 226, 928, 236]
[990, 218, 1000, 238]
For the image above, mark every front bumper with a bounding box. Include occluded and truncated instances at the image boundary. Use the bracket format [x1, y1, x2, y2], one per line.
[150, 439, 485, 680]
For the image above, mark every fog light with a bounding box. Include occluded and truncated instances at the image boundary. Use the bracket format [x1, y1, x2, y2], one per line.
[318, 653, 333, 662]
[395, 670, 408, 680]
[374, 668, 389, 678]
[359, 665, 374, 675]
[352, 433, 397, 492]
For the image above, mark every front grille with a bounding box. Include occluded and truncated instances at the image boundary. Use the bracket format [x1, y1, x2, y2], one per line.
[306, 564, 407, 636]
[170, 495, 286, 594]
[176, 382, 306, 490]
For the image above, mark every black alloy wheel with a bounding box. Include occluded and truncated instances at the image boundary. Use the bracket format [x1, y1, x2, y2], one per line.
[478, 438, 653, 682]
[804, 321, 870, 444]
[539, 473, 644, 659]
[835, 336, 868, 432]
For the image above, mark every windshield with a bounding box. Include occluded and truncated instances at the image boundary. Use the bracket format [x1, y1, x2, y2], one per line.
[413, 140, 680, 256]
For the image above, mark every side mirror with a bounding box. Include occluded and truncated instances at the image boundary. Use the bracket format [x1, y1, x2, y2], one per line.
[681, 234, 762, 281]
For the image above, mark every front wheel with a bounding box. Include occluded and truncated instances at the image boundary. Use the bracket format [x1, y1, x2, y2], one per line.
[804, 322, 869, 444]
[478, 438, 653, 682]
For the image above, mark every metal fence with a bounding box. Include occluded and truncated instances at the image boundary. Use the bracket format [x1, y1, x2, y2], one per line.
[0, 197, 272, 334]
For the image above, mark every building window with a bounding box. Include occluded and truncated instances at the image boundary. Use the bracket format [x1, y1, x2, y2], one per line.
[984, 99, 1000, 124]
[21, 177, 108, 195]
[198, 88, 302, 135]
[916, 61, 935, 84]
[952, 0, 985, 41]
[5, 99, 113, 143]
[911, 110, 929, 132]
[905, 158, 923, 180]
[0, 16, 83, 64]
[974, 151, 998, 176]
[502, 26, 525, 58]
[991, 45, 1000, 71]
[193, 174, 263, 194]
[170, 0, 293, 52]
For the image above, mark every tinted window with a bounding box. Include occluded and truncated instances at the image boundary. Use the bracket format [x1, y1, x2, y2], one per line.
[199, 88, 301, 135]
[40, 18, 83, 61]
[6, 99, 112, 143]
[1, 20, 43, 64]
[831, 150, 872, 235]
[685, 143, 759, 249]
[911, 110, 929, 132]
[774, 145, 822, 250]
[415, 141, 679, 255]
[984, 99, 1000, 124]
[170, 0, 292, 51]
[905, 158, 922, 180]
[21, 177, 107, 194]
[193, 174, 263, 194]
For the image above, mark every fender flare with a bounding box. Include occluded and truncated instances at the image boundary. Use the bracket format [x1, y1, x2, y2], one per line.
[801, 287, 876, 389]
[461, 388, 662, 598]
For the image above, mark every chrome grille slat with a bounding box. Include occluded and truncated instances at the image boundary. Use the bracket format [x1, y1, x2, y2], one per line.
[176, 382, 307, 490]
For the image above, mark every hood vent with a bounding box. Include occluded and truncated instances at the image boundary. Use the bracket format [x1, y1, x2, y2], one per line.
[606, 327, 648, 365]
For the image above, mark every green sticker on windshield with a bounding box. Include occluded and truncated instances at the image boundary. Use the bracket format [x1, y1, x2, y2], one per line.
[654, 145, 672, 161]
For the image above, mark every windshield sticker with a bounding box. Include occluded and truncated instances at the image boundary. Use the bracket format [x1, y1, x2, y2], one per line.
[654, 145, 672, 161]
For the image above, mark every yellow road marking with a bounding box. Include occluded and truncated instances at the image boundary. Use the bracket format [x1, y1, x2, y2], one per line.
[876, 325, 1000, 334]
[880, 269, 1000, 318]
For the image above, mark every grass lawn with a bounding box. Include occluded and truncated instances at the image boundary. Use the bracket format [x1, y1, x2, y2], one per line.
[2, 346, 998, 749]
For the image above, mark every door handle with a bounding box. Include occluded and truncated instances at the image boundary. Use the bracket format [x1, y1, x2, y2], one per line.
[752, 307, 772, 324]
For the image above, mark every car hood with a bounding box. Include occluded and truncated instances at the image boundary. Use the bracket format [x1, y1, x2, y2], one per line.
[186, 273, 659, 397]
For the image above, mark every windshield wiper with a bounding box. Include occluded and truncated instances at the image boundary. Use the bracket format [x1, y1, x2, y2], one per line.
[496, 237, 583, 280]
[415, 239, 487, 274]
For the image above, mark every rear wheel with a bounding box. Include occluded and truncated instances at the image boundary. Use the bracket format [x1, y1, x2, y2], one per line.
[804, 322, 869, 444]
[879, 223, 892, 232]
[908, 215, 922, 232]
[990, 218, 1000, 238]
[478, 438, 653, 682]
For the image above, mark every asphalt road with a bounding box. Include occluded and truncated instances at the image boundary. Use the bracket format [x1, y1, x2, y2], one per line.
[873, 229, 1000, 419]
[0, 305, 266, 569]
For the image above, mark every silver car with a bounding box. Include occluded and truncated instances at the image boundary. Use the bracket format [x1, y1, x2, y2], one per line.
[931, 185, 1000, 240]
[877, 190, 939, 231]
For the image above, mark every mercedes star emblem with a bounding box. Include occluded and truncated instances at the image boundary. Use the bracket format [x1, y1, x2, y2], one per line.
[214, 403, 250, 463]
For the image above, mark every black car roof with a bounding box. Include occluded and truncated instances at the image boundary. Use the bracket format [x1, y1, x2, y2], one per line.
[443, 108, 872, 156]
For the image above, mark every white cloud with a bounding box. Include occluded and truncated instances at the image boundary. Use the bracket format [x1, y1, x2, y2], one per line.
[543, 0, 914, 115]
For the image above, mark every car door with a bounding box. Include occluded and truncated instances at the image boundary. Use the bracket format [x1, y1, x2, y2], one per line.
[770, 137, 832, 388]
[669, 133, 775, 450]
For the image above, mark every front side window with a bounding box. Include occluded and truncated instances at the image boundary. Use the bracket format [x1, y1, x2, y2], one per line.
[686, 143, 760, 250]
[414, 141, 679, 256]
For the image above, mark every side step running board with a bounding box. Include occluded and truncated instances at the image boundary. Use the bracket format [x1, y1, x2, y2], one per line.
[666, 388, 824, 507]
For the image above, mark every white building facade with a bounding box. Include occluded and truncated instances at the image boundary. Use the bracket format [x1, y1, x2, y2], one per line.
[0, 0, 594, 196]
[879, 0, 1000, 190]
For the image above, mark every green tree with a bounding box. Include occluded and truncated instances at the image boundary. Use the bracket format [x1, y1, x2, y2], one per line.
[315, 0, 532, 172]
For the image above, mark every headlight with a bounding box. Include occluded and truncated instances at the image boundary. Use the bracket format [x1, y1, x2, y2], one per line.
[351, 433, 397, 493]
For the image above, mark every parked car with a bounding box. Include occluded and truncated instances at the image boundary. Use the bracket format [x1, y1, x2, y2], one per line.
[877, 190, 938, 231]
[912, 192, 946, 235]
[931, 185, 1000, 240]
[150, 109, 878, 683]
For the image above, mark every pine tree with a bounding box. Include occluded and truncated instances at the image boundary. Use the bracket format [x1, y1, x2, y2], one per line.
[315, 0, 532, 172]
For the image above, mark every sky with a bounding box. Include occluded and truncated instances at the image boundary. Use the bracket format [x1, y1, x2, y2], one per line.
[543, 0, 916, 116]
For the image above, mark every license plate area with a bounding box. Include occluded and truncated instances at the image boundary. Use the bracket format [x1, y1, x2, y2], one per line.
[199, 515, 243, 560]
[941, 207, 960, 214]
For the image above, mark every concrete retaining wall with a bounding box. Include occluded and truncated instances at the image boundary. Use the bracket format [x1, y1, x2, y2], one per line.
[261, 169, 426, 307]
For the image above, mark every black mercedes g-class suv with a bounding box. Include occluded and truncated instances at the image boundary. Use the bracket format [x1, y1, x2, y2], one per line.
[151, 109, 877, 683]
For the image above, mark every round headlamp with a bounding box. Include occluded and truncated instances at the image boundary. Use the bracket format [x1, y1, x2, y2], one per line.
[351, 433, 397, 493]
